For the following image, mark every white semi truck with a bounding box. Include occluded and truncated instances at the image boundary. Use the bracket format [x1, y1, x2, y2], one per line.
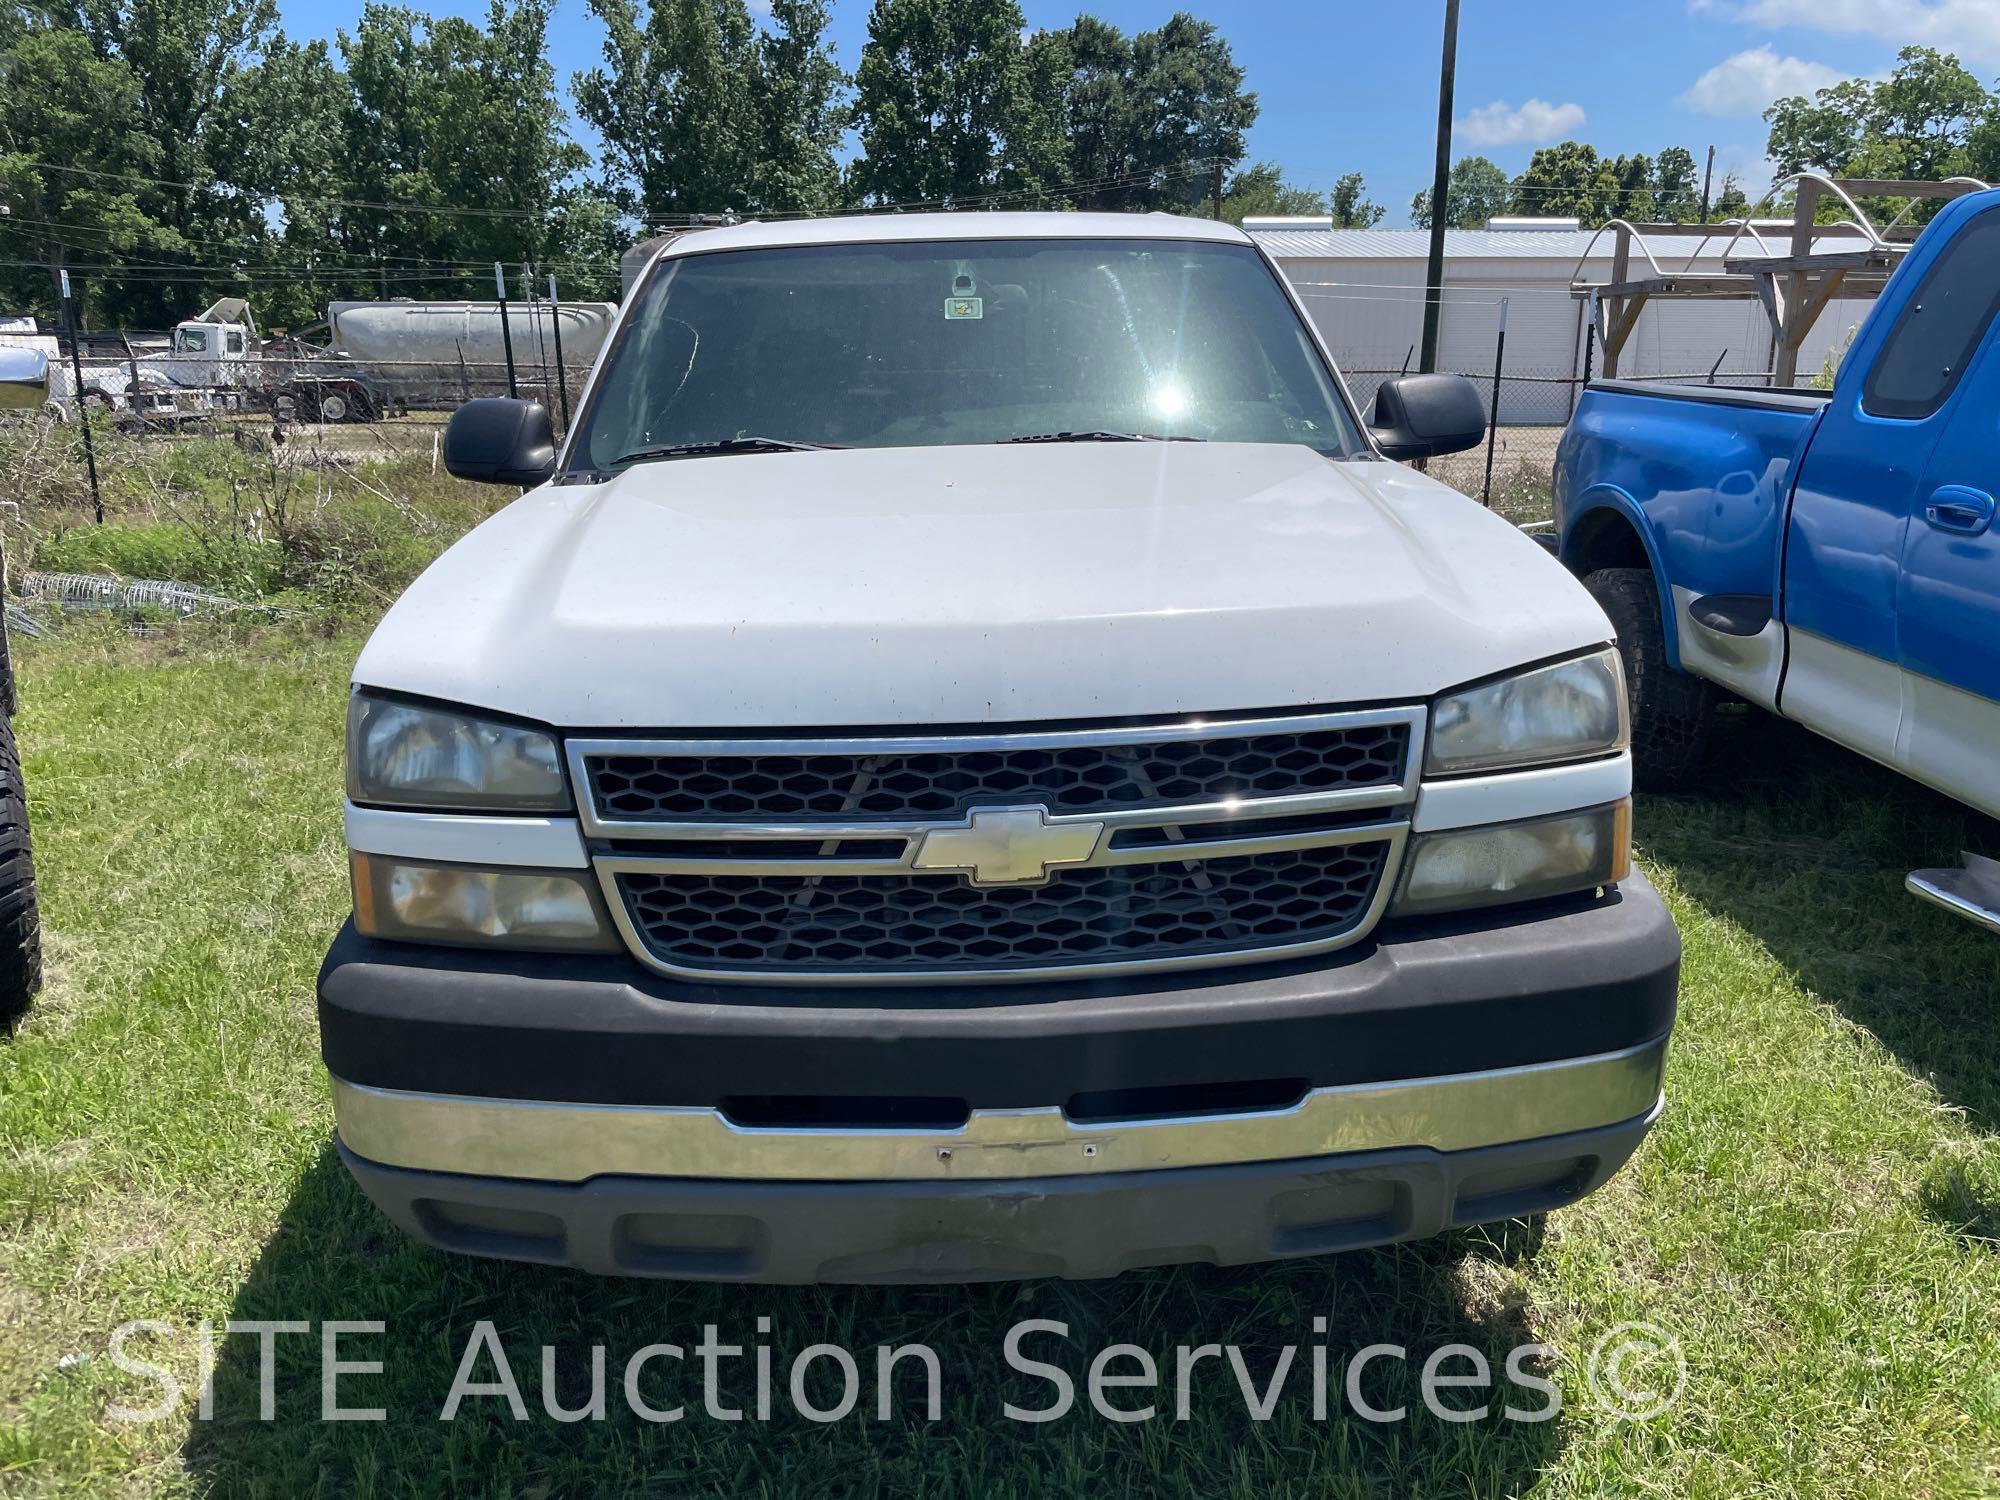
[26, 296, 617, 424]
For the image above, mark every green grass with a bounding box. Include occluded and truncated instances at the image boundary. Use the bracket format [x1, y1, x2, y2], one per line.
[2, 428, 508, 621]
[1, 633, 1999, 1497]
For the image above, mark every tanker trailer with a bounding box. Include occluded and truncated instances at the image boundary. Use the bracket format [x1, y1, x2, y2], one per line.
[326, 300, 616, 409]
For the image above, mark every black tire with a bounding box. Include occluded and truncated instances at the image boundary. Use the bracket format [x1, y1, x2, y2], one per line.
[1585, 567, 1716, 792]
[0, 714, 41, 1030]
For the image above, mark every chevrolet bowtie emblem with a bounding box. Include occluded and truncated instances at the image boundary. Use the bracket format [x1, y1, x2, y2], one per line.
[911, 806, 1105, 888]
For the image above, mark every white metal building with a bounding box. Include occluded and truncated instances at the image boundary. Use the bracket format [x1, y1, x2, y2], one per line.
[1246, 222, 1877, 424]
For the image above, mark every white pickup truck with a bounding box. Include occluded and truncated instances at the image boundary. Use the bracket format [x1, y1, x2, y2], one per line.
[320, 213, 1680, 1283]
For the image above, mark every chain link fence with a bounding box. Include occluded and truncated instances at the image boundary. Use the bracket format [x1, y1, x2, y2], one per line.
[4, 329, 1782, 591]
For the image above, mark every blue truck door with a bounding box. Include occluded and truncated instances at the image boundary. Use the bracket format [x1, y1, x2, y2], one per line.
[1780, 198, 2000, 774]
[1894, 214, 2000, 814]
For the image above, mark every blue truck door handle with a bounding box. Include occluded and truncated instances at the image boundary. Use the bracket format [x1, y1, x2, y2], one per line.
[1924, 485, 1996, 536]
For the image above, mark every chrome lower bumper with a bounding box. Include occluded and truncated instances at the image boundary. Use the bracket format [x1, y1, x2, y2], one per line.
[331, 1037, 1668, 1185]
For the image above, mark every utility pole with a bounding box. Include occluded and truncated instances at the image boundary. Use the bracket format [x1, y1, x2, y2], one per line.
[1212, 159, 1225, 221]
[1419, 0, 1460, 373]
[1700, 144, 1716, 221]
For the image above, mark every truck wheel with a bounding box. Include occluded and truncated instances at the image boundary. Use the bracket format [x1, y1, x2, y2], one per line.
[1585, 567, 1716, 792]
[318, 392, 349, 424]
[0, 716, 42, 1029]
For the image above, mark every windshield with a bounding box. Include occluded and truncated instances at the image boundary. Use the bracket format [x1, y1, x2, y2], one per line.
[570, 237, 1364, 471]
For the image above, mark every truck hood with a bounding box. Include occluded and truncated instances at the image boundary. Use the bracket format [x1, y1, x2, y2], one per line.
[355, 442, 1612, 728]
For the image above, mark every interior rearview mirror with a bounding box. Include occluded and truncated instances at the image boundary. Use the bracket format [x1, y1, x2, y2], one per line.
[1367, 374, 1487, 461]
[444, 397, 557, 486]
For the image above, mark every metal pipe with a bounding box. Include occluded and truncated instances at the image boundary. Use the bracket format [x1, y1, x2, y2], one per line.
[494, 262, 518, 399]
[525, 263, 552, 413]
[1482, 299, 1506, 507]
[547, 273, 571, 431]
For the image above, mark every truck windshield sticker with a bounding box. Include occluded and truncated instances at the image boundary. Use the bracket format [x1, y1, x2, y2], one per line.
[945, 296, 982, 321]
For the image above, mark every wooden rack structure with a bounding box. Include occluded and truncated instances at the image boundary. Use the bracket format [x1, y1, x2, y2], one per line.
[1570, 174, 1991, 385]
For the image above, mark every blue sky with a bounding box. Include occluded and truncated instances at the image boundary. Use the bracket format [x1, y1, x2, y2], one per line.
[275, 0, 2000, 224]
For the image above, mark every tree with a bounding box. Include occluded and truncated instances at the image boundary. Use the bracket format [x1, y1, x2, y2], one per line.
[1766, 46, 1988, 182]
[55, 0, 280, 257]
[1969, 107, 2000, 186]
[745, 0, 848, 213]
[1049, 14, 1132, 207]
[1510, 140, 1604, 222]
[1712, 171, 1750, 219]
[1866, 45, 1988, 178]
[1409, 154, 1509, 228]
[341, 1, 588, 273]
[1506, 140, 1708, 227]
[0, 23, 186, 321]
[847, 0, 1059, 207]
[1652, 145, 1701, 221]
[575, 0, 760, 218]
[855, 9, 1260, 214]
[1126, 13, 1257, 213]
[1764, 78, 1872, 177]
[1328, 172, 1383, 228]
[16, 0, 279, 321]
[1595, 151, 1655, 224]
[214, 33, 347, 325]
[1209, 160, 1324, 224]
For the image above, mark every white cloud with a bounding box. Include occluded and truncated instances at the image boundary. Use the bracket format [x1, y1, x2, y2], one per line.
[1682, 47, 1850, 115]
[1454, 98, 1587, 147]
[1731, 0, 2000, 67]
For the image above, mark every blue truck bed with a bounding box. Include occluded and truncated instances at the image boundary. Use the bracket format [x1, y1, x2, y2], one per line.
[1552, 185, 2000, 832]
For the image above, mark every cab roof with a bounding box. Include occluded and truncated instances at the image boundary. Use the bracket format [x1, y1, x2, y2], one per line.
[653, 211, 1255, 258]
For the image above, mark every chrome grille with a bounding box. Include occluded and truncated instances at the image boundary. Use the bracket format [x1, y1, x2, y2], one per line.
[569, 706, 1424, 985]
[616, 843, 1393, 976]
[586, 722, 1410, 822]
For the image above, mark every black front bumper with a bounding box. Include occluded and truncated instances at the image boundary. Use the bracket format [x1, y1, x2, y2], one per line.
[318, 875, 1679, 1111]
[320, 876, 1678, 1281]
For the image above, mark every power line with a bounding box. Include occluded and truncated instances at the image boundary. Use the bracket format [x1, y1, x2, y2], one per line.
[21, 160, 563, 221]
[0, 211, 614, 270]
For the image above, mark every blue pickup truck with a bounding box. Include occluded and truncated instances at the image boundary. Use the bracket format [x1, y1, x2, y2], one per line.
[1555, 187, 2000, 925]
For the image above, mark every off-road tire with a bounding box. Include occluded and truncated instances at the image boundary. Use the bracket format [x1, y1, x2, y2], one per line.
[0, 714, 41, 1029]
[1585, 566, 1716, 792]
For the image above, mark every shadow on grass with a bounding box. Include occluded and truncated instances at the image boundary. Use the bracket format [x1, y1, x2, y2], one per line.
[184, 1149, 1567, 1498]
[1638, 706, 2000, 1132]
[1917, 1153, 2000, 1253]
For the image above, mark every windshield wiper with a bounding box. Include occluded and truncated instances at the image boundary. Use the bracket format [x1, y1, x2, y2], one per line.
[996, 430, 1204, 444]
[611, 436, 838, 465]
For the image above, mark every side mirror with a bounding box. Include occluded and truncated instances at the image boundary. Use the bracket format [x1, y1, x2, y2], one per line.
[0, 347, 48, 411]
[444, 397, 557, 486]
[1367, 373, 1486, 460]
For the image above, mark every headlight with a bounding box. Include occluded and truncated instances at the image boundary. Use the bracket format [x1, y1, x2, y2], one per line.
[1426, 649, 1627, 775]
[1392, 802, 1630, 917]
[350, 852, 618, 950]
[347, 694, 567, 811]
